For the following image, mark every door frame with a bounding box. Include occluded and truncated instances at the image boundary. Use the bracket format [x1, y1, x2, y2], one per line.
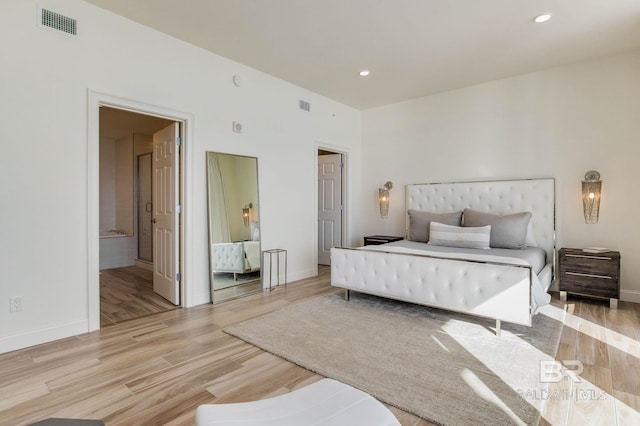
[314, 143, 349, 274]
[87, 90, 193, 331]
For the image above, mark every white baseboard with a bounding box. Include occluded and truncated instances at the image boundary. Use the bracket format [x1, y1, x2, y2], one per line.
[135, 259, 153, 271]
[289, 268, 318, 282]
[0, 320, 88, 355]
[261, 268, 316, 289]
[620, 290, 640, 304]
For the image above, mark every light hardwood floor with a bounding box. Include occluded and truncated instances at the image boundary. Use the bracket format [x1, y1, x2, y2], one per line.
[100, 267, 177, 327]
[541, 295, 640, 425]
[1, 267, 639, 425]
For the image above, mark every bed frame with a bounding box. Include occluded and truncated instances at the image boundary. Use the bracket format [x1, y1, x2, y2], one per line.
[211, 241, 261, 280]
[330, 178, 555, 332]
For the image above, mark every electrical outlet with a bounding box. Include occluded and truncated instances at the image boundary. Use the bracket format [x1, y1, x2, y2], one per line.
[10, 296, 23, 313]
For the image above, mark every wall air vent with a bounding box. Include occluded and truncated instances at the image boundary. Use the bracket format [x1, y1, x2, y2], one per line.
[40, 8, 77, 36]
[299, 100, 311, 112]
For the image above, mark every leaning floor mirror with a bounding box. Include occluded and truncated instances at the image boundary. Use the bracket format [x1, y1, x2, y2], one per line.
[206, 152, 261, 303]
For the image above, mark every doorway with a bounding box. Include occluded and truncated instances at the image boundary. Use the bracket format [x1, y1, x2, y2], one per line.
[89, 92, 190, 331]
[317, 148, 346, 266]
[98, 107, 180, 325]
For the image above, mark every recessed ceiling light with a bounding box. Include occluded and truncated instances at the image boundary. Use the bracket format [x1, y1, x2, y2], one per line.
[534, 13, 552, 23]
[359, 70, 370, 77]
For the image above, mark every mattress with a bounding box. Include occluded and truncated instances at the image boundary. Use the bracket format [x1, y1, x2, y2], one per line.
[381, 240, 548, 275]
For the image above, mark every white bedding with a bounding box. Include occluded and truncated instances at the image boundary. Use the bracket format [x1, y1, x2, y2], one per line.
[243, 241, 261, 270]
[384, 240, 548, 273]
[362, 240, 551, 311]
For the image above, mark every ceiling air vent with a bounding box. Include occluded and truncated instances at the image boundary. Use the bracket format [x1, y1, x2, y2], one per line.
[40, 8, 77, 36]
[299, 100, 311, 112]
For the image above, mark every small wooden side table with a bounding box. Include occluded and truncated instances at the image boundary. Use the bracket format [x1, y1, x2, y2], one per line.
[262, 249, 287, 291]
[363, 235, 404, 246]
[558, 248, 620, 309]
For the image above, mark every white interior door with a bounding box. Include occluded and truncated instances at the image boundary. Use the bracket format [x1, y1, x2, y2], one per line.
[152, 123, 180, 304]
[318, 153, 343, 265]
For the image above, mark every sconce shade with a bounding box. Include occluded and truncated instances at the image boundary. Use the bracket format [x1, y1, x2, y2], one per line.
[582, 171, 601, 224]
[378, 181, 393, 218]
[242, 203, 253, 226]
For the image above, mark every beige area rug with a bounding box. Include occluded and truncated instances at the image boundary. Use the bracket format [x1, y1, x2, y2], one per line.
[225, 292, 565, 425]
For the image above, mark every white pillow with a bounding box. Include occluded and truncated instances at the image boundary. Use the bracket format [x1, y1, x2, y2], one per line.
[428, 222, 491, 250]
[250, 221, 260, 241]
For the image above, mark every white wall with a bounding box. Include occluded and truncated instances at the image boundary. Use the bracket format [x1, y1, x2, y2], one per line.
[114, 134, 133, 235]
[99, 134, 134, 236]
[360, 50, 640, 301]
[217, 154, 258, 242]
[98, 132, 153, 270]
[231, 156, 259, 242]
[0, 0, 361, 353]
[98, 138, 116, 231]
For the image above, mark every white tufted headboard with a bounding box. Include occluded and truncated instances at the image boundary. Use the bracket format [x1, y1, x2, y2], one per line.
[406, 178, 555, 261]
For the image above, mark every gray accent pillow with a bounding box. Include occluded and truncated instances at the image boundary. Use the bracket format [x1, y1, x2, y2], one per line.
[407, 210, 463, 243]
[463, 209, 532, 249]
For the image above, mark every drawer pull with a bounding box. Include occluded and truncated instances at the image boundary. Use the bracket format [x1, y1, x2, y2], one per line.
[565, 254, 612, 261]
[565, 271, 612, 279]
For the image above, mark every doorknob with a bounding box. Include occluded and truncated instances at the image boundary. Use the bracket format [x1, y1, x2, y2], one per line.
[151, 218, 157, 224]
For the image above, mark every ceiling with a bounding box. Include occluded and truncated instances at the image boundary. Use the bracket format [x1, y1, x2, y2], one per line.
[84, 0, 640, 110]
[99, 107, 173, 140]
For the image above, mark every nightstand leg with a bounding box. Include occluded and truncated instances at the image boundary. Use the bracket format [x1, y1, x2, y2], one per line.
[610, 298, 618, 310]
[560, 291, 567, 302]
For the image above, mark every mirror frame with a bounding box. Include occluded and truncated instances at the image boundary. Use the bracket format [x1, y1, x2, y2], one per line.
[206, 152, 261, 303]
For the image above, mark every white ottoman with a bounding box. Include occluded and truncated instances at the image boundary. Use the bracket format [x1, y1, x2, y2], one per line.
[196, 378, 400, 426]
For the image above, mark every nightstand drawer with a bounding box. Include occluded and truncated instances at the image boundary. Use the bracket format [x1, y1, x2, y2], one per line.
[559, 253, 618, 277]
[560, 272, 618, 298]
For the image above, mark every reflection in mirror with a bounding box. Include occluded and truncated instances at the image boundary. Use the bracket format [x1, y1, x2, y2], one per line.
[137, 153, 153, 262]
[207, 152, 261, 303]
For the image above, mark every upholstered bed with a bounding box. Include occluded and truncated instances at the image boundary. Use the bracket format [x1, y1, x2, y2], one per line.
[211, 240, 261, 280]
[331, 178, 555, 331]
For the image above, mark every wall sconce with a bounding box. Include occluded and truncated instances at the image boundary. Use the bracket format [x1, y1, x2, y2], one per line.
[379, 181, 393, 218]
[242, 203, 253, 226]
[582, 171, 602, 224]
